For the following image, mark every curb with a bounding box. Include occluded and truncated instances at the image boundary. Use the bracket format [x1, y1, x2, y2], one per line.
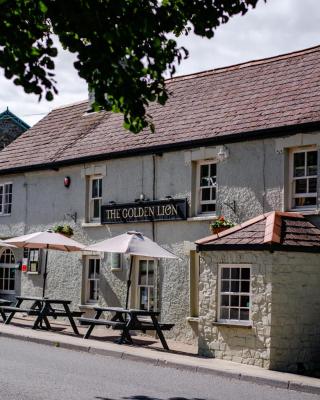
[1, 330, 320, 395]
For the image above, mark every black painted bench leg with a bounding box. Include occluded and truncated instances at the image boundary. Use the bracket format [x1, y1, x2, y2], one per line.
[84, 324, 95, 339]
[4, 312, 16, 325]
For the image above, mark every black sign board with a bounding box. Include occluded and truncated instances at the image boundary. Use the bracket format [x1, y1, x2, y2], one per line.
[101, 199, 188, 224]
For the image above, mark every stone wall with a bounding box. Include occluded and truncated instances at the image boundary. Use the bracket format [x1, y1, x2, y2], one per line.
[270, 251, 320, 372]
[198, 251, 272, 368]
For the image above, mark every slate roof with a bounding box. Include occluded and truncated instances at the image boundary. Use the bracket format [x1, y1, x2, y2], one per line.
[1, 45, 320, 173]
[195, 212, 320, 252]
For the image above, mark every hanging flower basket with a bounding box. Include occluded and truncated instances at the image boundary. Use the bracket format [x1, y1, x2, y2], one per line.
[210, 216, 235, 235]
[53, 224, 74, 238]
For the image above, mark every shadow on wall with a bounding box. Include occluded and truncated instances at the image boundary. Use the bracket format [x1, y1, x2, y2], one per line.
[96, 396, 206, 400]
[99, 274, 123, 307]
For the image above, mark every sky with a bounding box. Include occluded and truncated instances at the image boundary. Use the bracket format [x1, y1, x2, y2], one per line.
[1, 0, 320, 126]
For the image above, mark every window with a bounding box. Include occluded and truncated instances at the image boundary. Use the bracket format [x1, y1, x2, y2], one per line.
[290, 148, 318, 209]
[23, 248, 41, 273]
[137, 259, 155, 311]
[218, 265, 251, 323]
[198, 162, 217, 214]
[0, 249, 16, 294]
[86, 257, 100, 302]
[89, 177, 102, 221]
[0, 182, 12, 215]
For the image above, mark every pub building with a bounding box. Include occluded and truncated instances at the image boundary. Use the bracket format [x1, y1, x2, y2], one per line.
[0, 46, 320, 372]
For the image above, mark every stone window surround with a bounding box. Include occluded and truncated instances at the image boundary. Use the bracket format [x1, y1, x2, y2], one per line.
[217, 263, 252, 325]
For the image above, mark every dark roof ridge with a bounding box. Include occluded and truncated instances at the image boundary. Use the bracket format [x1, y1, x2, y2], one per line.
[166, 45, 320, 84]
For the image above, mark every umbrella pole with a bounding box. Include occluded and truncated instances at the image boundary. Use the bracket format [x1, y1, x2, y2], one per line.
[42, 245, 49, 298]
[125, 256, 134, 310]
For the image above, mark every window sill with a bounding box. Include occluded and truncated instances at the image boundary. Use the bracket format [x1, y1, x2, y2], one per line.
[186, 316, 199, 323]
[288, 209, 320, 216]
[81, 222, 103, 228]
[26, 272, 40, 275]
[213, 321, 252, 328]
[187, 215, 217, 222]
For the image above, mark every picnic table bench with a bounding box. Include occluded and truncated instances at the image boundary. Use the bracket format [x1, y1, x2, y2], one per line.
[0, 299, 12, 322]
[79, 306, 174, 350]
[0, 296, 83, 334]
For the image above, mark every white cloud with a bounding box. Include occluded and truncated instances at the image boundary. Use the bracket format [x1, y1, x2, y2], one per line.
[0, 0, 319, 126]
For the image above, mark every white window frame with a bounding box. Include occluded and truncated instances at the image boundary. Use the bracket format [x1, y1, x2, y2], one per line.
[85, 256, 100, 304]
[89, 176, 102, 222]
[289, 147, 318, 210]
[0, 182, 13, 216]
[135, 258, 157, 312]
[196, 160, 217, 215]
[0, 249, 16, 294]
[218, 264, 251, 324]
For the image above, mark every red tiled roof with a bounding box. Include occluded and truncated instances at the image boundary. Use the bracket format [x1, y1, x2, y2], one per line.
[1, 46, 320, 173]
[195, 212, 320, 252]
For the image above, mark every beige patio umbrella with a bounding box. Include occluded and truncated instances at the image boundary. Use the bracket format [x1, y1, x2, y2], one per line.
[5, 231, 85, 296]
[84, 231, 177, 309]
[0, 240, 16, 249]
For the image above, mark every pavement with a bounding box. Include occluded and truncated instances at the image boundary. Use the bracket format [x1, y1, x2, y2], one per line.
[1, 315, 320, 396]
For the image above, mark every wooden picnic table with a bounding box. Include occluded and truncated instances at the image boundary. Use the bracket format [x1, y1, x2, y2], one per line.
[79, 307, 174, 350]
[0, 296, 82, 335]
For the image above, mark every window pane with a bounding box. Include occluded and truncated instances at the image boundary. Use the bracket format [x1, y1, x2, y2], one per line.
[200, 164, 209, 184]
[89, 259, 95, 278]
[220, 307, 229, 319]
[96, 260, 100, 275]
[240, 295, 250, 308]
[221, 295, 229, 306]
[309, 178, 317, 193]
[221, 280, 229, 292]
[240, 309, 249, 321]
[91, 179, 99, 198]
[93, 199, 100, 219]
[231, 268, 240, 279]
[138, 261, 148, 285]
[231, 281, 239, 292]
[9, 279, 14, 291]
[241, 281, 250, 293]
[149, 287, 154, 311]
[241, 268, 250, 280]
[294, 197, 317, 208]
[201, 203, 215, 213]
[201, 188, 211, 201]
[221, 268, 230, 279]
[231, 295, 239, 307]
[230, 308, 239, 320]
[294, 152, 305, 177]
[148, 261, 154, 285]
[307, 151, 318, 176]
[210, 164, 217, 179]
[295, 179, 307, 194]
[98, 179, 102, 197]
[139, 287, 148, 310]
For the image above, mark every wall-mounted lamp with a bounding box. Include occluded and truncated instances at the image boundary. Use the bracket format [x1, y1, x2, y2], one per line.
[64, 176, 71, 188]
[139, 193, 145, 201]
[165, 195, 173, 200]
[217, 146, 229, 162]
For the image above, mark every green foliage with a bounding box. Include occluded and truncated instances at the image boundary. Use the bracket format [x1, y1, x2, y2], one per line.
[53, 224, 74, 237]
[0, 0, 263, 132]
[210, 216, 235, 229]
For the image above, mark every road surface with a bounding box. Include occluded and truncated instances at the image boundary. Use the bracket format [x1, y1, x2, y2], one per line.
[0, 337, 317, 400]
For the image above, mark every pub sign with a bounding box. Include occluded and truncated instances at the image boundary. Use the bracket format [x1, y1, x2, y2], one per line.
[101, 198, 188, 224]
